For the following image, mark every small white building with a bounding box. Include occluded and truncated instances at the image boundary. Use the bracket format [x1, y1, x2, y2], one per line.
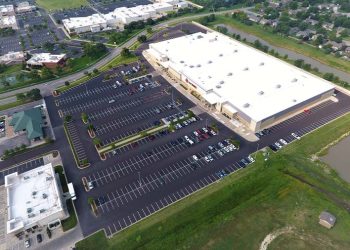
[15, 2, 36, 13]
[27, 53, 67, 69]
[62, 14, 107, 34]
[0, 5, 15, 16]
[5, 163, 67, 234]
[0, 51, 25, 65]
[0, 15, 18, 29]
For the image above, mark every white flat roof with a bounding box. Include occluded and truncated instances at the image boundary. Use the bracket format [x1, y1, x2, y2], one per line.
[148, 32, 334, 122]
[27, 53, 66, 65]
[5, 163, 63, 233]
[63, 14, 106, 30]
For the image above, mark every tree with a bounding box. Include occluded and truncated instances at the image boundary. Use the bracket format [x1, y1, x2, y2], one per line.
[93, 137, 101, 146]
[41, 67, 53, 79]
[64, 115, 72, 123]
[93, 68, 99, 74]
[294, 59, 305, 68]
[64, 81, 70, 86]
[121, 48, 131, 58]
[83, 43, 107, 58]
[146, 27, 152, 34]
[26, 88, 42, 101]
[43, 42, 54, 52]
[81, 112, 88, 123]
[137, 35, 147, 43]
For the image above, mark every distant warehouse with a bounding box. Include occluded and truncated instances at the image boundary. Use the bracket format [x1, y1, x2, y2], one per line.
[146, 31, 334, 132]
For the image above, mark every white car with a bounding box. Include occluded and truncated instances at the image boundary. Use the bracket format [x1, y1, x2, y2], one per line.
[88, 181, 94, 190]
[275, 142, 282, 149]
[192, 155, 199, 161]
[202, 127, 209, 133]
[184, 135, 190, 141]
[193, 131, 199, 137]
[25, 239, 30, 248]
[247, 155, 255, 163]
[279, 139, 288, 145]
[108, 99, 115, 104]
[112, 84, 117, 88]
[291, 133, 301, 140]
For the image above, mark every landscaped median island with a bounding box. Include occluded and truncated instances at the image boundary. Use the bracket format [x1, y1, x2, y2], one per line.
[54, 165, 78, 231]
[96, 110, 197, 158]
[76, 113, 350, 250]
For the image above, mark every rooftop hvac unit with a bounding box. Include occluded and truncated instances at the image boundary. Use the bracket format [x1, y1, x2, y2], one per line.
[197, 64, 201, 67]
[219, 80, 224, 84]
[40, 209, 46, 214]
[42, 193, 48, 199]
[28, 214, 35, 218]
[189, 65, 194, 68]
[234, 49, 238, 53]
[258, 91, 264, 95]
[208, 75, 212, 79]
[38, 171, 44, 175]
[260, 62, 264, 66]
[292, 99, 297, 102]
[32, 191, 37, 196]
[216, 85, 221, 89]
[219, 53, 223, 57]
[227, 72, 233, 76]
[46, 177, 53, 181]
[208, 60, 212, 64]
[276, 84, 281, 88]
[292, 78, 298, 82]
[243, 103, 250, 108]
[180, 60, 184, 63]
[24, 176, 30, 180]
[197, 35, 203, 39]
[243, 67, 249, 71]
[27, 208, 32, 213]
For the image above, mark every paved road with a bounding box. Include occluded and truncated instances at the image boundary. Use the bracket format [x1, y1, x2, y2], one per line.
[215, 24, 350, 82]
[0, 9, 237, 101]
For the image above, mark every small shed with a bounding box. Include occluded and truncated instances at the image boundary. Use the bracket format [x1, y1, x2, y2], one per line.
[319, 211, 336, 229]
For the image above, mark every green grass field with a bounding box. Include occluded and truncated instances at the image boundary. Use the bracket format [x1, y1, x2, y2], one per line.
[76, 113, 350, 250]
[36, 0, 88, 11]
[208, 15, 350, 74]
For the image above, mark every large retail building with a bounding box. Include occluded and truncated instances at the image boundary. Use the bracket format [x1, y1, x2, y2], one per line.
[146, 31, 334, 132]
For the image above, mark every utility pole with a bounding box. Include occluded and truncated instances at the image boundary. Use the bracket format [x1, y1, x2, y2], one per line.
[138, 172, 141, 187]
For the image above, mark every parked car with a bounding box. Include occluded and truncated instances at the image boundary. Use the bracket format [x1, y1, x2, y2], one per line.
[279, 139, 288, 145]
[36, 234, 42, 243]
[25, 239, 30, 248]
[291, 132, 301, 140]
[192, 155, 199, 161]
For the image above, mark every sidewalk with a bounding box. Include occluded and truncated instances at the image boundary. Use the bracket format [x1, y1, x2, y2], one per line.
[143, 51, 258, 142]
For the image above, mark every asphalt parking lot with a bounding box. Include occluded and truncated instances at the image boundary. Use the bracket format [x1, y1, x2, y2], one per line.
[41, 23, 350, 239]
[52, 7, 97, 22]
[90, 0, 152, 14]
[0, 157, 44, 185]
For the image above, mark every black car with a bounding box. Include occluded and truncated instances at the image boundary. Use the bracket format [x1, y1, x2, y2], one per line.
[170, 141, 178, 146]
[269, 144, 277, 151]
[37, 234, 42, 243]
[177, 138, 184, 143]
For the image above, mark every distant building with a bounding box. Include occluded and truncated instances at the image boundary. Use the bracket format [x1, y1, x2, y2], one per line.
[0, 15, 18, 29]
[319, 211, 336, 229]
[0, 4, 15, 16]
[326, 41, 344, 51]
[15, 2, 36, 13]
[27, 53, 67, 69]
[62, 1, 187, 34]
[296, 29, 316, 40]
[246, 13, 261, 23]
[5, 163, 68, 234]
[322, 22, 334, 31]
[0, 51, 25, 65]
[9, 107, 44, 141]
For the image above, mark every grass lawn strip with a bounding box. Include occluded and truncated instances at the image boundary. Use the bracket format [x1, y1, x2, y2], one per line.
[76, 113, 350, 250]
[36, 0, 88, 11]
[99, 124, 168, 154]
[0, 99, 31, 111]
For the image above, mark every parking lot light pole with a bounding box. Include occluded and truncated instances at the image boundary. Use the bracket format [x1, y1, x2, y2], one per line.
[138, 172, 141, 188]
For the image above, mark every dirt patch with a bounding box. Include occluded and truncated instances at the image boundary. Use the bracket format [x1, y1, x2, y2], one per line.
[259, 226, 294, 250]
